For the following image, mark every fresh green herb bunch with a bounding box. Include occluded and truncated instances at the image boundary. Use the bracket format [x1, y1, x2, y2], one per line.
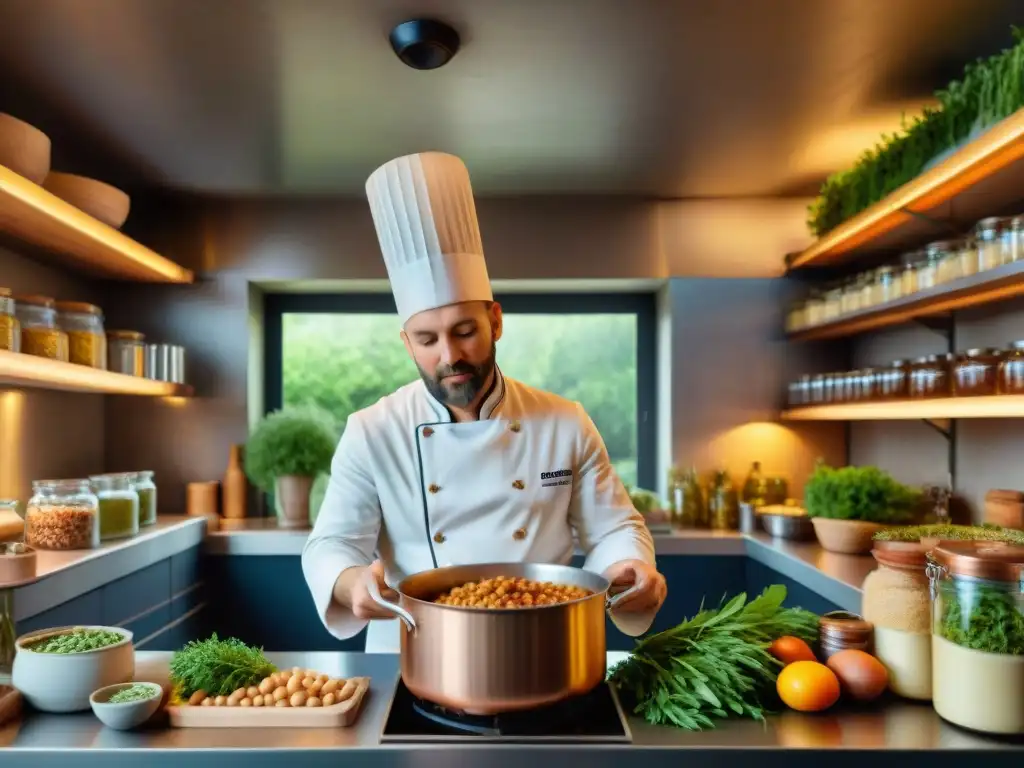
[108, 684, 160, 704]
[803, 463, 921, 524]
[168, 633, 277, 697]
[608, 585, 819, 731]
[244, 406, 338, 493]
[874, 523, 1024, 544]
[938, 584, 1024, 656]
[27, 628, 125, 654]
[807, 26, 1024, 237]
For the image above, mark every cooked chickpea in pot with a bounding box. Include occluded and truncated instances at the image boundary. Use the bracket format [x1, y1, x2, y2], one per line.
[433, 576, 592, 608]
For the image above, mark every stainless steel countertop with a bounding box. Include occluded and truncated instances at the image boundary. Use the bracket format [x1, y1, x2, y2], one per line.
[1, 651, 1019, 764]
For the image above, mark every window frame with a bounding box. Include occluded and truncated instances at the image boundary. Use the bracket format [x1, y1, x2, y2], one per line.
[264, 291, 658, 490]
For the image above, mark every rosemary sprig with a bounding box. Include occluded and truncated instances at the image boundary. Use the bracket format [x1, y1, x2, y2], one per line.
[168, 633, 277, 697]
[608, 585, 819, 731]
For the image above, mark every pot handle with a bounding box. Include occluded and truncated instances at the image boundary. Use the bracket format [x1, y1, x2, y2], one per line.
[605, 583, 643, 611]
[364, 571, 417, 633]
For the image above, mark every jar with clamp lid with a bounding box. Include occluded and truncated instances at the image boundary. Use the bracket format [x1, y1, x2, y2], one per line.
[928, 541, 1024, 735]
[25, 480, 99, 550]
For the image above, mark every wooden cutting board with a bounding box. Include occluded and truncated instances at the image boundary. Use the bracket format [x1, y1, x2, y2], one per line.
[166, 676, 370, 728]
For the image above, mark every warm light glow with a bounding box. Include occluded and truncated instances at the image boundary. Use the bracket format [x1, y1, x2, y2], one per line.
[0, 390, 25, 497]
[160, 396, 191, 408]
[783, 396, 1024, 421]
[0, 166, 193, 283]
[791, 106, 1024, 269]
[695, 421, 813, 494]
[0, 351, 193, 397]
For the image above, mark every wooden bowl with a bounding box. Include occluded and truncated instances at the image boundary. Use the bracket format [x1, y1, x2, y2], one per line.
[811, 518, 889, 555]
[0, 113, 51, 184]
[42, 172, 131, 229]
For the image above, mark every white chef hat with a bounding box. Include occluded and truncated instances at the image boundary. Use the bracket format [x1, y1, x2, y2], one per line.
[365, 152, 493, 326]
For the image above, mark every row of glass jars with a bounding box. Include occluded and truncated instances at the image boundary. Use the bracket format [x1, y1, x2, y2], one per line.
[788, 342, 1024, 405]
[0, 289, 150, 375]
[17, 471, 158, 551]
[787, 214, 1024, 333]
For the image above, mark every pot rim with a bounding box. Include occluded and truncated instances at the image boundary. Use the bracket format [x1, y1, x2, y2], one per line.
[15, 624, 134, 654]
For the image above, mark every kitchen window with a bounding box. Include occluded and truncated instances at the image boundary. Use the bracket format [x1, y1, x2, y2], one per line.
[264, 292, 657, 517]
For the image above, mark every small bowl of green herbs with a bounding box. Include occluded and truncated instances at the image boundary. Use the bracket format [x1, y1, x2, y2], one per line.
[90, 682, 164, 730]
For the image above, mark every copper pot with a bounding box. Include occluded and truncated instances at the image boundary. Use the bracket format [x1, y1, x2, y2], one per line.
[366, 562, 638, 715]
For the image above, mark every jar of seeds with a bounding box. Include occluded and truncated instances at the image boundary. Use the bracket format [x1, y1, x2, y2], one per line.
[25, 479, 99, 550]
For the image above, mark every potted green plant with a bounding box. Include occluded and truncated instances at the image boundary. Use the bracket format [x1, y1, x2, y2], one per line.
[244, 407, 338, 529]
[803, 463, 921, 554]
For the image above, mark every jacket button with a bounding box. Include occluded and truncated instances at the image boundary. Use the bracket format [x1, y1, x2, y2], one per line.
[434, 531, 446, 544]
[509, 420, 521, 433]
[512, 528, 527, 540]
[428, 484, 441, 494]
[512, 479, 525, 490]
[423, 427, 434, 438]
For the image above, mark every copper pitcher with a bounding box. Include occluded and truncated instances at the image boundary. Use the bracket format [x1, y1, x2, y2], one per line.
[366, 562, 639, 714]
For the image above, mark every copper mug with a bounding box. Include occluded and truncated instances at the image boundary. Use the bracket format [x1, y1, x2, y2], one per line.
[366, 562, 640, 714]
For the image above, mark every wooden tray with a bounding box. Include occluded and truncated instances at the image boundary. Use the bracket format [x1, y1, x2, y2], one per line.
[166, 676, 370, 728]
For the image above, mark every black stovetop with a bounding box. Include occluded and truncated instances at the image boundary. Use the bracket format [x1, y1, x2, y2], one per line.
[379, 677, 633, 743]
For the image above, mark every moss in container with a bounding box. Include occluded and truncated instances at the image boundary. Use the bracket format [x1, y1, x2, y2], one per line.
[875, 523, 1024, 545]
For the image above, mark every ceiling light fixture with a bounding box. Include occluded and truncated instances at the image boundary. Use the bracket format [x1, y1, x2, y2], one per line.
[388, 19, 461, 71]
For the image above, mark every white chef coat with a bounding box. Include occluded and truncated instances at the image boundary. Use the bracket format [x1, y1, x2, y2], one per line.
[301, 367, 658, 652]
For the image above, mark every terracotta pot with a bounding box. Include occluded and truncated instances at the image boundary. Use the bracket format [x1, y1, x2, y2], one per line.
[811, 518, 889, 554]
[276, 475, 314, 529]
[0, 114, 50, 184]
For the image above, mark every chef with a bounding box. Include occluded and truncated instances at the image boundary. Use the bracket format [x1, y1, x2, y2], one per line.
[302, 151, 667, 653]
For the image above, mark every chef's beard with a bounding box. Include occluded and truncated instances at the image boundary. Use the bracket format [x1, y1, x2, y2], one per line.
[419, 341, 497, 408]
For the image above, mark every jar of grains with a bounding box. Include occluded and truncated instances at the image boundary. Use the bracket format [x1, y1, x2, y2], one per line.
[928, 542, 1024, 735]
[133, 470, 158, 527]
[25, 479, 99, 550]
[56, 301, 107, 369]
[0, 288, 18, 352]
[13, 295, 68, 361]
[89, 473, 139, 541]
[863, 541, 934, 700]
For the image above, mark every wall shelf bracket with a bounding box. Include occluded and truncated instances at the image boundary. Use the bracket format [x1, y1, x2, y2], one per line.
[922, 417, 953, 438]
[900, 207, 959, 236]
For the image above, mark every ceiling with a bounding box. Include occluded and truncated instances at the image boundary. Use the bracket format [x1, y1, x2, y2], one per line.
[0, 0, 1020, 198]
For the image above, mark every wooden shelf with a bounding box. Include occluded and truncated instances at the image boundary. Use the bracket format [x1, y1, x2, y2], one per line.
[0, 350, 193, 396]
[788, 107, 1024, 271]
[782, 395, 1024, 422]
[0, 165, 193, 283]
[789, 259, 1024, 341]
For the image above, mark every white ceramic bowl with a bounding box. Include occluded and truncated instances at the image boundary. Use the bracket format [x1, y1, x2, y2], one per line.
[12, 625, 135, 713]
[90, 682, 163, 730]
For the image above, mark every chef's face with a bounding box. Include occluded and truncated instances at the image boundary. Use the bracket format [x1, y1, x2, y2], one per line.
[402, 301, 503, 408]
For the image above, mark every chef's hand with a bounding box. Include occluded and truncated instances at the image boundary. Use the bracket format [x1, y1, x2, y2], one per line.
[337, 560, 401, 620]
[603, 559, 667, 613]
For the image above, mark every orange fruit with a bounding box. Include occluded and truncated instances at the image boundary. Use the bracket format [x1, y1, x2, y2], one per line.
[768, 635, 817, 666]
[776, 660, 841, 713]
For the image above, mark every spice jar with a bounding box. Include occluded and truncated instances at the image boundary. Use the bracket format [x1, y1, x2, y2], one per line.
[668, 467, 704, 528]
[89, 473, 139, 541]
[975, 216, 1009, 272]
[25, 479, 99, 551]
[863, 541, 933, 700]
[13, 295, 69, 362]
[1010, 215, 1024, 263]
[909, 354, 952, 399]
[872, 265, 901, 305]
[952, 347, 1003, 396]
[803, 291, 825, 328]
[0, 288, 19, 353]
[56, 301, 107, 369]
[818, 611, 874, 660]
[107, 330, 145, 376]
[706, 470, 738, 530]
[928, 541, 1024, 735]
[878, 359, 909, 400]
[133, 470, 158, 527]
[900, 253, 921, 295]
[998, 340, 1024, 394]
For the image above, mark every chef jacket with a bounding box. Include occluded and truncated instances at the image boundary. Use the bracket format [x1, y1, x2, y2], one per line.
[301, 366, 658, 652]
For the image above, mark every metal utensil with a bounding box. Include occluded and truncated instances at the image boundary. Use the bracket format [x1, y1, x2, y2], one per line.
[366, 562, 640, 715]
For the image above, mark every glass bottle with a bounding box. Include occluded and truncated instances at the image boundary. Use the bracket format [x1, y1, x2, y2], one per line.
[133, 470, 158, 527]
[669, 466, 705, 529]
[89, 473, 140, 541]
[707, 470, 739, 530]
[741, 461, 767, 508]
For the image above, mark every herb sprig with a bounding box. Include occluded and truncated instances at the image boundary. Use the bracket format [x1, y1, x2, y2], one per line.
[608, 585, 819, 730]
[168, 633, 277, 697]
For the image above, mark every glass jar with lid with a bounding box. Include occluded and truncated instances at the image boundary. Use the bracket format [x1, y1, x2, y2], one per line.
[13, 295, 69, 362]
[957, 235, 979, 277]
[952, 348, 1004, 396]
[89, 473, 139, 541]
[878, 359, 909, 399]
[785, 300, 807, 333]
[873, 265, 901, 305]
[822, 288, 843, 321]
[998, 340, 1024, 394]
[56, 301, 107, 369]
[25, 479, 99, 550]
[133, 470, 158, 526]
[0, 288, 18, 353]
[917, 247, 943, 290]
[909, 355, 951, 399]
[928, 541, 1024, 734]
[107, 330, 146, 376]
[900, 252, 921, 295]
[930, 239, 962, 284]
[803, 290, 825, 328]
[975, 216, 1009, 272]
